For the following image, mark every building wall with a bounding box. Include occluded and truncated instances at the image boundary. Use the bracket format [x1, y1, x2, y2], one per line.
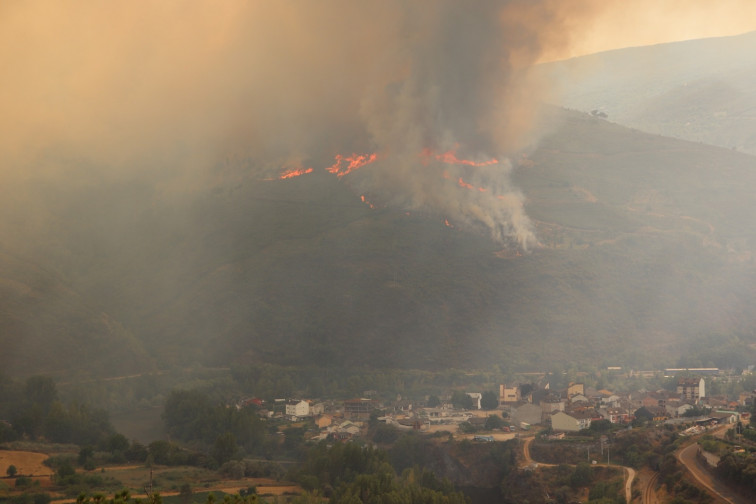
[344, 399, 376, 419]
[286, 400, 309, 417]
[499, 384, 520, 403]
[567, 383, 584, 398]
[512, 404, 542, 426]
[550, 412, 580, 432]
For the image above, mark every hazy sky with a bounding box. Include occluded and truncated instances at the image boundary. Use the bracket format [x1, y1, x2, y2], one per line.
[3, 0, 753, 167]
[2, 1, 755, 247]
[549, 0, 756, 61]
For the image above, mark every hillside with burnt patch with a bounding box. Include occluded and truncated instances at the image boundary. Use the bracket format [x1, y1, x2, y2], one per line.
[3, 108, 756, 377]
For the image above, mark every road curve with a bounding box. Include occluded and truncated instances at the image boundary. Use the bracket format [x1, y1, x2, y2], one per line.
[521, 436, 634, 502]
[676, 442, 750, 504]
[623, 466, 635, 504]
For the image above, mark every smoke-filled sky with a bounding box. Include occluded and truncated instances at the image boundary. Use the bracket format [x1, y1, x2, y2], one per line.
[2, 0, 756, 248]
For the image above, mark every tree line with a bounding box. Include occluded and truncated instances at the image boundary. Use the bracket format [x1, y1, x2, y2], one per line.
[0, 375, 113, 446]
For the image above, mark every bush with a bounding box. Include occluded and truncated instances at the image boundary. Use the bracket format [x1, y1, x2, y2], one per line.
[15, 476, 33, 488]
[1, 494, 51, 504]
[57, 463, 76, 479]
[219, 460, 246, 479]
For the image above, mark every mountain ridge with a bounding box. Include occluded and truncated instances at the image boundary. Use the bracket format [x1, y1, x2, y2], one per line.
[538, 30, 756, 153]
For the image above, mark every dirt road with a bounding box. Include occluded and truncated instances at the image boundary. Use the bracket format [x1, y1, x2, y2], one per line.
[521, 437, 633, 502]
[623, 466, 635, 504]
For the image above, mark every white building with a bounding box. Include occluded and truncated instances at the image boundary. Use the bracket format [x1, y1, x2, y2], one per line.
[286, 399, 310, 418]
[677, 377, 705, 402]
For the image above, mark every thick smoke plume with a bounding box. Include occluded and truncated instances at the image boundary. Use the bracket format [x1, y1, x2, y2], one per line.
[0, 1, 560, 249]
[357, 1, 550, 248]
[4, 1, 751, 247]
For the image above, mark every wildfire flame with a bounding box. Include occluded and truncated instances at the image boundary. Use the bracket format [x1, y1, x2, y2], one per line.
[279, 167, 314, 179]
[457, 177, 474, 190]
[326, 153, 378, 177]
[360, 194, 375, 209]
[434, 150, 499, 166]
[457, 177, 487, 192]
[421, 148, 499, 167]
[269, 149, 499, 182]
[269, 148, 505, 213]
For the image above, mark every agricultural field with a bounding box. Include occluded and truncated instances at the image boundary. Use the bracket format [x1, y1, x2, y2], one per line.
[0, 450, 54, 477]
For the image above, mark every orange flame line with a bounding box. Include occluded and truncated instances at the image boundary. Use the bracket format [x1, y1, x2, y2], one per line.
[435, 150, 498, 167]
[457, 177, 475, 190]
[279, 167, 314, 179]
[326, 153, 378, 177]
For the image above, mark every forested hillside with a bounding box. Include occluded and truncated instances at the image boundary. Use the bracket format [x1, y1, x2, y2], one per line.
[3, 108, 756, 377]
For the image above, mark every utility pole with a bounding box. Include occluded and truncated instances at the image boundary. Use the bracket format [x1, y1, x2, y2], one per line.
[144, 468, 153, 501]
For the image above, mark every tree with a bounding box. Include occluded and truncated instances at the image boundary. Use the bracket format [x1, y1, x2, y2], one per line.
[6, 464, 17, 477]
[78, 446, 94, 467]
[57, 462, 75, 479]
[480, 391, 499, 410]
[450, 391, 473, 410]
[570, 462, 593, 488]
[589, 419, 611, 433]
[427, 395, 441, 408]
[213, 432, 238, 465]
[105, 433, 130, 453]
[25, 376, 58, 411]
[179, 484, 192, 504]
[485, 414, 504, 430]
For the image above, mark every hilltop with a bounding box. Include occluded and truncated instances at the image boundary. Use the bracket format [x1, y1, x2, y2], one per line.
[538, 30, 756, 154]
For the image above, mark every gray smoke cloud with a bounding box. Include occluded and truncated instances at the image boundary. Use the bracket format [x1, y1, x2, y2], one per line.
[357, 1, 546, 248]
[0, 1, 606, 249]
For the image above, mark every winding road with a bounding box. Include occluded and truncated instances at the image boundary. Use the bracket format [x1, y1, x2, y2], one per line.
[676, 442, 750, 504]
[520, 436, 634, 503]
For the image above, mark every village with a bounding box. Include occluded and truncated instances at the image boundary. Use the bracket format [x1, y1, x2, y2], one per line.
[234, 366, 755, 442]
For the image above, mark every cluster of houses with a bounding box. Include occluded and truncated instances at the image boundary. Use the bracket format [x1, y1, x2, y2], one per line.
[237, 396, 383, 440]
[506, 377, 750, 432]
[236, 373, 755, 440]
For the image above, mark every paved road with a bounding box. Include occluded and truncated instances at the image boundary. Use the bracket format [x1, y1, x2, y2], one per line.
[676, 442, 750, 504]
